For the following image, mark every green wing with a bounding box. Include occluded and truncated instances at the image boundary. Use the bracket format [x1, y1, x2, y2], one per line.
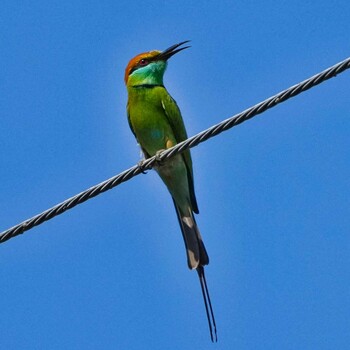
[127, 102, 150, 158]
[160, 89, 199, 214]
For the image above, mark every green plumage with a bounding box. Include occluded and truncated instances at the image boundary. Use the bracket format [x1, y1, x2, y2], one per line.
[126, 56, 208, 268]
[125, 42, 217, 341]
[127, 85, 198, 215]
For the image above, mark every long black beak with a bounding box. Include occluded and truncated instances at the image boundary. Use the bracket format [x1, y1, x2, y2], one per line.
[157, 40, 191, 61]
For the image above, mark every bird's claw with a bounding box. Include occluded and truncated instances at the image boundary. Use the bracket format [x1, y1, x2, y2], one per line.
[137, 160, 148, 174]
[155, 149, 166, 166]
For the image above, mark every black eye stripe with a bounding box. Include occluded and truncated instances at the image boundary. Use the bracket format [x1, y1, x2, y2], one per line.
[129, 58, 153, 75]
[129, 66, 137, 75]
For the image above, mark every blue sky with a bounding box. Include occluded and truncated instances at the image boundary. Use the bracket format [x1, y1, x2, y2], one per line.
[1, 1, 350, 349]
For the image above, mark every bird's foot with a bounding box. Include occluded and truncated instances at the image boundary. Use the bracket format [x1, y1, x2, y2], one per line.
[137, 160, 148, 174]
[154, 149, 166, 166]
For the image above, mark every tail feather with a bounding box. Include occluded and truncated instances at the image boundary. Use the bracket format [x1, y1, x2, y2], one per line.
[173, 200, 217, 341]
[172, 200, 208, 269]
[197, 266, 217, 342]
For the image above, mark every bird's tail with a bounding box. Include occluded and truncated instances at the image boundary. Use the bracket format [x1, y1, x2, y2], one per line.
[197, 266, 217, 342]
[173, 201, 217, 342]
[172, 201, 208, 269]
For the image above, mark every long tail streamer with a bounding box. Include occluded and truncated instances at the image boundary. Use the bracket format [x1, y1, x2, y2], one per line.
[197, 266, 217, 342]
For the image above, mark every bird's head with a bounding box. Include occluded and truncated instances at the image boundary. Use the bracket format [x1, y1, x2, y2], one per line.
[124, 40, 190, 86]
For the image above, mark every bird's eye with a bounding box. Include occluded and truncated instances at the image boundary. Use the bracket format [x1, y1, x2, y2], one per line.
[139, 59, 148, 66]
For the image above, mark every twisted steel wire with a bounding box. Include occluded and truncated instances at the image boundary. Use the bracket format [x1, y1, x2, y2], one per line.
[1, 56, 350, 244]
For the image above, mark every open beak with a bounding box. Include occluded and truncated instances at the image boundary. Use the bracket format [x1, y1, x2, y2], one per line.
[157, 40, 191, 61]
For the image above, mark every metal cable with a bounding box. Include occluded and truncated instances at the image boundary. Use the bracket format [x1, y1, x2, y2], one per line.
[1, 56, 350, 244]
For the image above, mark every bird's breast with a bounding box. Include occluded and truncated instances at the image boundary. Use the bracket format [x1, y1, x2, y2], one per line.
[128, 87, 176, 156]
[129, 108, 171, 156]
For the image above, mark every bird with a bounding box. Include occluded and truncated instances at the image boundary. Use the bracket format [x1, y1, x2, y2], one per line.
[124, 41, 217, 342]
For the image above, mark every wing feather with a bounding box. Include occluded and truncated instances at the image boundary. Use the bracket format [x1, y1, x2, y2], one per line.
[160, 91, 199, 213]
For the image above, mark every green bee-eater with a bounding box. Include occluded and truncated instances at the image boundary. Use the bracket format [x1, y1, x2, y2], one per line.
[125, 41, 217, 341]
